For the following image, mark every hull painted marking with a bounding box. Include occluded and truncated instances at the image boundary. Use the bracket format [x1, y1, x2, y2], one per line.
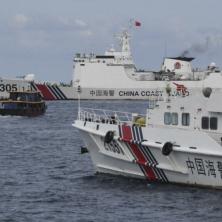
[132, 125, 168, 182]
[47, 84, 61, 100]
[35, 84, 56, 100]
[119, 125, 168, 182]
[120, 125, 156, 181]
[33, 83, 68, 100]
[53, 85, 68, 100]
[30, 82, 38, 91]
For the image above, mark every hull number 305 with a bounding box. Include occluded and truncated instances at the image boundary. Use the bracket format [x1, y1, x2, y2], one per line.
[0, 84, 18, 92]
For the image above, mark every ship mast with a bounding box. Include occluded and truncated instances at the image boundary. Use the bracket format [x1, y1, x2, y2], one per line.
[118, 30, 131, 55]
[115, 30, 132, 57]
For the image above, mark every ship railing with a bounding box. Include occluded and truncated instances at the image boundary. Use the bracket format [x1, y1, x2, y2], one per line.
[78, 107, 145, 125]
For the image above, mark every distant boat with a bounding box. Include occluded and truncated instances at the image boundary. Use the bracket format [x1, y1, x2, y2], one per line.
[0, 91, 46, 117]
[0, 74, 72, 101]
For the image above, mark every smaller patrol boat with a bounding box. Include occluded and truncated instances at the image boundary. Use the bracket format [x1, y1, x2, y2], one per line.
[73, 87, 222, 189]
[0, 91, 46, 117]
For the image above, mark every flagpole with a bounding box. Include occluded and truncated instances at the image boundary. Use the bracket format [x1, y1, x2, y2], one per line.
[128, 18, 134, 30]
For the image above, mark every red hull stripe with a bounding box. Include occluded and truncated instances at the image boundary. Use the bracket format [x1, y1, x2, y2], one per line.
[132, 126, 168, 182]
[130, 143, 156, 181]
[121, 125, 156, 181]
[121, 125, 132, 141]
[118, 124, 168, 182]
[35, 84, 56, 100]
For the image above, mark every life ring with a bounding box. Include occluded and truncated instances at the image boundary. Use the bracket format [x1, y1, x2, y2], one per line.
[162, 142, 173, 156]
[174, 62, 181, 69]
[104, 131, 114, 143]
[202, 87, 212, 98]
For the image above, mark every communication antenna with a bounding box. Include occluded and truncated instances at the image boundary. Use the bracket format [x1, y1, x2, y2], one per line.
[164, 40, 168, 58]
[76, 81, 81, 119]
[128, 18, 134, 30]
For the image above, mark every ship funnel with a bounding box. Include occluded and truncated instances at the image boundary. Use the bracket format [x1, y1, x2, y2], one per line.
[161, 57, 194, 78]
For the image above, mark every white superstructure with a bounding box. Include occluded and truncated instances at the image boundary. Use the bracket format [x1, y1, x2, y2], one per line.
[73, 88, 222, 188]
[72, 29, 222, 100]
[0, 74, 34, 99]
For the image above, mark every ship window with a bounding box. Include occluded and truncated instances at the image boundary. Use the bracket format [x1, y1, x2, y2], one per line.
[172, 113, 178, 125]
[182, 113, 190, 126]
[164, 112, 172, 125]
[210, 117, 217, 130]
[202, 117, 209, 129]
[80, 64, 85, 66]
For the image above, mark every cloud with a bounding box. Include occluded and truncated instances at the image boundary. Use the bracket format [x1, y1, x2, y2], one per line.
[11, 14, 30, 29]
[54, 16, 88, 30]
[10, 14, 90, 32]
[18, 30, 50, 48]
[48, 17, 94, 37]
[80, 29, 93, 37]
[74, 19, 87, 28]
[8, 14, 94, 50]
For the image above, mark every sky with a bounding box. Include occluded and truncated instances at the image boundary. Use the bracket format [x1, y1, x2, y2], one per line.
[1, 0, 222, 82]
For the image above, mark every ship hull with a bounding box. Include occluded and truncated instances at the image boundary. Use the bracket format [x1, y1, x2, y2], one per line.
[0, 108, 46, 117]
[2, 71, 222, 101]
[74, 120, 222, 189]
[32, 72, 222, 100]
[29, 84, 196, 100]
[0, 81, 218, 101]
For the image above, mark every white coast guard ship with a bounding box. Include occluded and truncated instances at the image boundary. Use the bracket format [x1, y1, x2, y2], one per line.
[72, 29, 222, 100]
[73, 87, 222, 188]
[0, 74, 34, 99]
[2, 28, 222, 100]
[0, 74, 73, 100]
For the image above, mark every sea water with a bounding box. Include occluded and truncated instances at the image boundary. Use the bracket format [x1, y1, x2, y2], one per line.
[0, 101, 222, 222]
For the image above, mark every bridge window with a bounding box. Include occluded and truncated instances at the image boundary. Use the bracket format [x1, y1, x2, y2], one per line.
[201, 117, 218, 130]
[172, 113, 178, 125]
[164, 112, 172, 125]
[202, 117, 209, 129]
[210, 117, 218, 130]
[182, 113, 190, 126]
